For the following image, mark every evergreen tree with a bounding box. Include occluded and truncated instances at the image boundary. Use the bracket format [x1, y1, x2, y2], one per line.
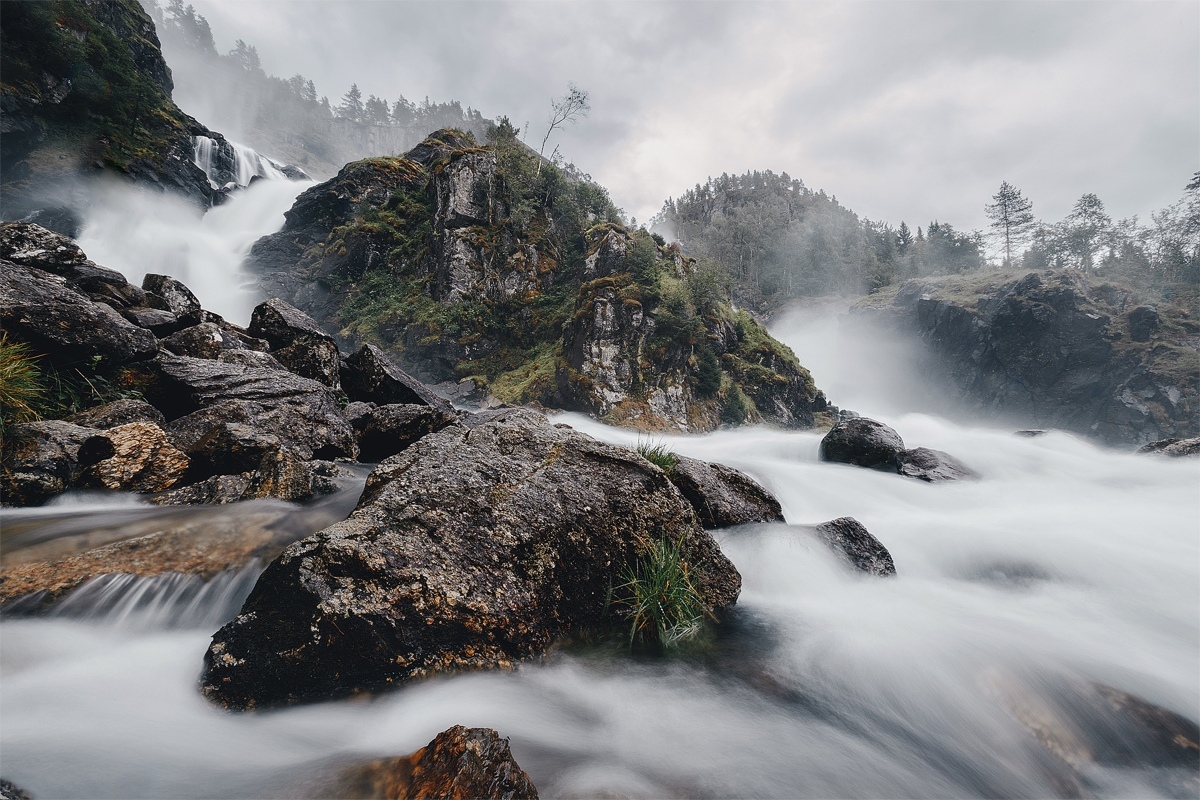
[985, 181, 1035, 266]
[897, 221, 913, 252]
[338, 83, 364, 122]
[1064, 193, 1112, 274]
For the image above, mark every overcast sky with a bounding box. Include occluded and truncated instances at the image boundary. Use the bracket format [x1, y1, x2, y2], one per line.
[187, 0, 1198, 234]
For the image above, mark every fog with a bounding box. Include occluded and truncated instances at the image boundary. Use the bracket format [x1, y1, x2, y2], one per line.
[169, 0, 1198, 232]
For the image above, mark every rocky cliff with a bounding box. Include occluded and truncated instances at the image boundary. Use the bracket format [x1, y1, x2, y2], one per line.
[246, 128, 826, 431]
[854, 269, 1199, 445]
[0, 0, 246, 228]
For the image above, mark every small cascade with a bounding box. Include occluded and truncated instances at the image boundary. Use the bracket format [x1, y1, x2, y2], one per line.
[192, 135, 289, 191]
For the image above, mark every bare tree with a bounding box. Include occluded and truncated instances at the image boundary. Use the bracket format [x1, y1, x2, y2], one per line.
[536, 83, 589, 176]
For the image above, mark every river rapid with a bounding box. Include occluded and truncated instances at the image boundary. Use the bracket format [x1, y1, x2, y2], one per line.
[1, 178, 1197, 798]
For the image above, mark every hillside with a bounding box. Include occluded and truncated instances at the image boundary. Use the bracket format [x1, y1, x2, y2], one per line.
[246, 127, 829, 431]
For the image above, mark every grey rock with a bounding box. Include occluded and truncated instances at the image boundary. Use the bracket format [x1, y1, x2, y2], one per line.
[0, 421, 95, 506]
[248, 298, 342, 388]
[352, 403, 459, 462]
[1127, 305, 1159, 343]
[161, 322, 252, 360]
[120, 307, 183, 336]
[666, 455, 784, 529]
[65, 399, 165, 429]
[1137, 437, 1200, 458]
[200, 408, 740, 709]
[142, 273, 202, 319]
[896, 447, 980, 482]
[819, 417, 906, 470]
[341, 343, 453, 412]
[809, 517, 896, 577]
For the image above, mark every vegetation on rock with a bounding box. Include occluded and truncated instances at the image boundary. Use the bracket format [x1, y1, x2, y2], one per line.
[612, 532, 711, 651]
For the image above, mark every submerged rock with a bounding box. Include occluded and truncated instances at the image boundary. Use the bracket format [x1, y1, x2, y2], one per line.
[666, 455, 784, 529]
[896, 447, 980, 483]
[1137, 437, 1200, 458]
[335, 726, 538, 800]
[808, 517, 896, 577]
[201, 409, 740, 709]
[819, 418, 905, 471]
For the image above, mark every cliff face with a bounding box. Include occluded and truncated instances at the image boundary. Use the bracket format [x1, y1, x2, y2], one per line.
[856, 270, 1199, 445]
[246, 130, 826, 431]
[0, 0, 235, 224]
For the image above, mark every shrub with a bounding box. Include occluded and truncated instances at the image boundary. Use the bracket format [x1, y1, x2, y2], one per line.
[720, 384, 751, 426]
[612, 533, 709, 650]
[635, 439, 678, 472]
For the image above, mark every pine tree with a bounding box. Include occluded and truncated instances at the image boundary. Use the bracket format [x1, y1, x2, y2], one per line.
[985, 181, 1035, 266]
[338, 83, 364, 122]
[897, 221, 913, 251]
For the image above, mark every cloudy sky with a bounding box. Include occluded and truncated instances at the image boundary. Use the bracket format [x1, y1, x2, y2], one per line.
[187, 0, 1198, 235]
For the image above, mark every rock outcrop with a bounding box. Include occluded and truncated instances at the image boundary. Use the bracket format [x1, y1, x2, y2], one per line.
[201, 409, 741, 709]
[854, 270, 1199, 446]
[243, 130, 826, 432]
[334, 726, 538, 800]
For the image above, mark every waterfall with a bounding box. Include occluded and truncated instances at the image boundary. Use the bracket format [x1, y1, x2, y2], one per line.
[191, 135, 289, 191]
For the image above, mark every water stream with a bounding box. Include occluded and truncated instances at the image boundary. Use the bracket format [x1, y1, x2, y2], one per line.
[2, 189, 1197, 797]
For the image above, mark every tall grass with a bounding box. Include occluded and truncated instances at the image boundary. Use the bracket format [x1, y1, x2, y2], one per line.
[0, 334, 44, 437]
[635, 439, 678, 472]
[613, 533, 710, 651]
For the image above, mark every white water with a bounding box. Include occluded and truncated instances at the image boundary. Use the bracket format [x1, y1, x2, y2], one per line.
[2, 307, 1197, 796]
[75, 140, 310, 324]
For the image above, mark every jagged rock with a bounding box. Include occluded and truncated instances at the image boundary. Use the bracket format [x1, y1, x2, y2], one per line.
[143, 355, 357, 460]
[855, 271, 1199, 446]
[0, 421, 95, 506]
[64, 399, 165, 429]
[0, 778, 32, 800]
[0, 262, 159, 367]
[819, 418, 906, 470]
[1137, 437, 1200, 458]
[177, 422, 313, 502]
[352, 404, 459, 462]
[666, 455, 784, 529]
[120, 307, 184, 336]
[215, 349, 284, 369]
[0, 221, 88, 272]
[342, 344, 453, 412]
[161, 322, 251, 360]
[248, 298, 342, 388]
[142, 273, 202, 320]
[201, 409, 740, 709]
[1127, 305, 1159, 342]
[337, 726, 538, 800]
[896, 447, 980, 482]
[76, 422, 189, 494]
[809, 517, 896, 576]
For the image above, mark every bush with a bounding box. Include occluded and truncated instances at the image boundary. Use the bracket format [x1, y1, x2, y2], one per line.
[612, 533, 709, 650]
[720, 384, 751, 426]
[635, 439, 678, 472]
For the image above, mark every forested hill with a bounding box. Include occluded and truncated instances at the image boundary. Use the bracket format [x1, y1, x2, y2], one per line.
[148, 1, 492, 179]
[652, 171, 984, 310]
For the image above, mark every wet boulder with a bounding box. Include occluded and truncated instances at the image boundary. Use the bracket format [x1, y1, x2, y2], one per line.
[0, 263, 159, 367]
[896, 447, 980, 483]
[342, 343, 453, 412]
[161, 322, 257, 360]
[351, 403, 459, 462]
[201, 409, 740, 709]
[144, 355, 356, 460]
[64, 399, 165, 430]
[120, 307, 184, 336]
[76, 422, 190, 494]
[248, 298, 342, 389]
[819, 418, 905, 471]
[808, 517, 896, 577]
[666, 455, 784, 529]
[1138, 437, 1200, 458]
[336, 726, 538, 800]
[142, 273, 201, 321]
[0, 420, 95, 506]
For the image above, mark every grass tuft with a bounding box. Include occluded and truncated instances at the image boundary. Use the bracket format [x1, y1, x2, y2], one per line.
[0, 334, 44, 437]
[612, 533, 710, 651]
[635, 439, 678, 472]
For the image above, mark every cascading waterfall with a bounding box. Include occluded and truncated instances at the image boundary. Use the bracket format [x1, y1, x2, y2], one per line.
[192, 135, 289, 191]
[1, 300, 1196, 794]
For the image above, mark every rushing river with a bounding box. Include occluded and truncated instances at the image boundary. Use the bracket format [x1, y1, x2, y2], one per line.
[1, 180, 1197, 798]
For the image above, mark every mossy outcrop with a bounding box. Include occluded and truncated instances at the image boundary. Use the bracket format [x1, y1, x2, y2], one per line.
[0, 0, 239, 223]
[855, 270, 1199, 446]
[246, 129, 826, 431]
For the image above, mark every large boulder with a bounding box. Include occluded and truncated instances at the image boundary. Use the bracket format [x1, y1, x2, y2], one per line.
[665, 455, 784, 529]
[248, 298, 342, 389]
[201, 409, 740, 709]
[352, 404, 459, 462]
[143, 354, 356, 460]
[64, 399, 165, 429]
[336, 726, 538, 800]
[819, 418, 906, 470]
[142, 273, 202, 320]
[342, 344, 453, 411]
[76, 422, 190, 494]
[0, 421, 95, 506]
[0, 262, 159, 367]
